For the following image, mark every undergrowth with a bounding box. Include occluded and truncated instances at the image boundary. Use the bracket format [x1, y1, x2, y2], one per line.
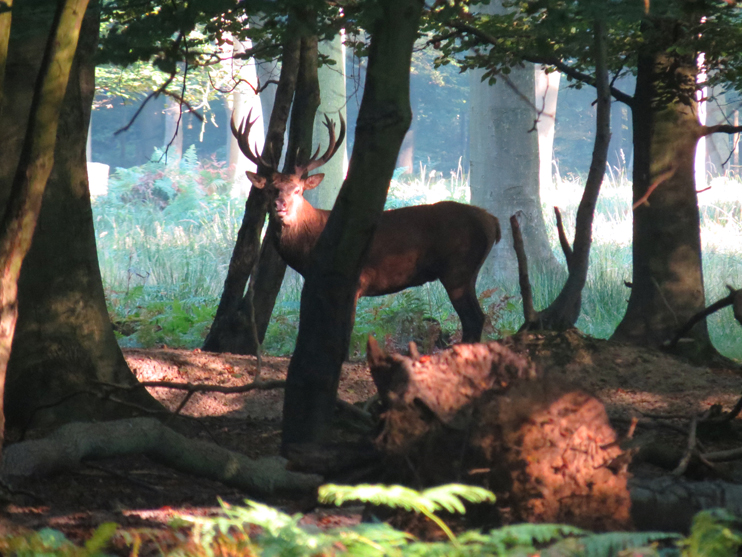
[92, 152, 742, 359]
[4, 483, 741, 556]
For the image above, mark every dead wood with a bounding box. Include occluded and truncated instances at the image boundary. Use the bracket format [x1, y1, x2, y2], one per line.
[669, 286, 742, 348]
[367, 338, 632, 530]
[0, 417, 322, 496]
[630, 476, 742, 532]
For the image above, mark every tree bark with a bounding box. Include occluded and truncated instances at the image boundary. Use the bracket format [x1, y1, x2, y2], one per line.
[468, 2, 559, 283]
[281, 0, 423, 449]
[202, 36, 300, 353]
[0, 0, 162, 435]
[612, 21, 712, 356]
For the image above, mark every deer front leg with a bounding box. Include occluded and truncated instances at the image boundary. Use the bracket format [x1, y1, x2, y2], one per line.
[445, 283, 485, 343]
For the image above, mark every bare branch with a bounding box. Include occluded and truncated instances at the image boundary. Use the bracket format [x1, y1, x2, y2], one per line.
[553, 207, 573, 268]
[632, 165, 677, 210]
[699, 124, 742, 137]
[510, 214, 538, 324]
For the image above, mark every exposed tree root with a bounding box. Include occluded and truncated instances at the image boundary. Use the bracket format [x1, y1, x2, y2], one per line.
[368, 338, 632, 531]
[0, 417, 322, 496]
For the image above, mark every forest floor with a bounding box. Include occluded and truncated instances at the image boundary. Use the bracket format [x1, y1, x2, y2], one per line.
[0, 331, 741, 554]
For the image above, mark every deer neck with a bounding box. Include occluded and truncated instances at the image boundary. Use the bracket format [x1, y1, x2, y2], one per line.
[271, 198, 330, 275]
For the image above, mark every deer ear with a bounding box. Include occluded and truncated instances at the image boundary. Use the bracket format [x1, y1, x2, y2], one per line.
[303, 173, 325, 191]
[246, 171, 266, 189]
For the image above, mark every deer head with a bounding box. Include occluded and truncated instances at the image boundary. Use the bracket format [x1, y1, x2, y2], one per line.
[232, 110, 346, 226]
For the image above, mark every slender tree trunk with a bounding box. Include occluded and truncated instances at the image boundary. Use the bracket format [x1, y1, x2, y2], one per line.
[522, 18, 611, 329]
[612, 24, 712, 356]
[163, 96, 184, 163]
[305, 33, 348, 210]
[1, 0, 161, 435]
[535, 67, 560, 191]
[241, 35, 322, 354]
[281, 0, 423, 448]
[202, 36, 300, 353]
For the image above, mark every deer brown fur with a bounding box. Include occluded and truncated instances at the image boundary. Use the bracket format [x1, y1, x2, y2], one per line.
[235, 112, 500, 343]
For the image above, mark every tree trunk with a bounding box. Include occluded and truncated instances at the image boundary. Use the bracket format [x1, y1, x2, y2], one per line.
[241, 35, 322, 354]
[519, 18, 611, 330]
[305, 34, 348, 210]
[202, 36, 300, 354]
[468, 2, 559, 283]
[163, 96, 184, 163]
[0, 0, 162, 435]
[281, 0, 422, 449]
[612, 29, 712, 356]
[535, 67, 560, 191]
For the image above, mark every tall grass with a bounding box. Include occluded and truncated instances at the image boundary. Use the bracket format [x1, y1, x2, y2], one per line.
[92, 151, 742, 360]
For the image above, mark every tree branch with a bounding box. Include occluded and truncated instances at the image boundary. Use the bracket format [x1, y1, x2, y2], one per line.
[510, 215, 538, 324]
[448, 21, 635, 107]
[699, 124, 742, 137]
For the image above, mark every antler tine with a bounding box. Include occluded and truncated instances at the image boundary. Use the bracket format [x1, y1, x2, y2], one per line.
[299, 113, 347, 175]
[230, 108, 275, 170]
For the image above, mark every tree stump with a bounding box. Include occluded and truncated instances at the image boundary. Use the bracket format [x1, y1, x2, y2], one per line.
[367, 338, 632, 531]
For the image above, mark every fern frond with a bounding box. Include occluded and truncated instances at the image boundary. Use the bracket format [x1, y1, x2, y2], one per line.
[319, 483, 495, 515]
[681, 508, 742, 557]
[320, 484, 434, 513]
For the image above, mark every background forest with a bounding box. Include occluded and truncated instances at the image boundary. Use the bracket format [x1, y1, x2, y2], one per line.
[90, 48, 742, 359]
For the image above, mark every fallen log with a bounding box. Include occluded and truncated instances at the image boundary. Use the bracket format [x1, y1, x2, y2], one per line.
[367, 338, 632, 531]
[0, 417, 321, 496]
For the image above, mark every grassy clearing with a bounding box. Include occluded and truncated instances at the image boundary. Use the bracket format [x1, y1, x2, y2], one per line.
[92, 153, 742, 359]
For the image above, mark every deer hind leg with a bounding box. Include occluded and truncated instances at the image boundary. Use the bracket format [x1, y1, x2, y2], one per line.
[443, 281, 485, 343]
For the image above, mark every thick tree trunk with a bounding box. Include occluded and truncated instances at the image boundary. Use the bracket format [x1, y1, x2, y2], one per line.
[202, 37, 300, 354]
[612, 37, 712, 356]
[281, 0, 422, 448]
[468, 2, 559, 282]
[0, 0, 161, 434]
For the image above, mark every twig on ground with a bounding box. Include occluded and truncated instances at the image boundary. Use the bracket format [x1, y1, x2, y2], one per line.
[672, 417, 697, 476]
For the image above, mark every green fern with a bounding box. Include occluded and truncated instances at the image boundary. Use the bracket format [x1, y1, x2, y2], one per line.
[680, 508, 742, 557]
[319, 483, 495, 544]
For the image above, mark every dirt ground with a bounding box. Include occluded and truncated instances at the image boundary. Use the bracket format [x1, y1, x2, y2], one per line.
[0, 331, 741, 553]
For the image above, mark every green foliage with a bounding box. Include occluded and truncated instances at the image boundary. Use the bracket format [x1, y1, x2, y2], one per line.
[680, 509, 742, 557]
[93, 148, 239, 348]
[0, 523, 118, 557]
[2, 488, 741, 556]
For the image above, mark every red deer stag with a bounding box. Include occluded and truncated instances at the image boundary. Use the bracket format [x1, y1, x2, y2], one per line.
[233, 112, 501, 343]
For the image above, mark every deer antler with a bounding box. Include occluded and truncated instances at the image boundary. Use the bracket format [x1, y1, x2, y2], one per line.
[296, 113, 346, 176]
[230, 108, 276, 170]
